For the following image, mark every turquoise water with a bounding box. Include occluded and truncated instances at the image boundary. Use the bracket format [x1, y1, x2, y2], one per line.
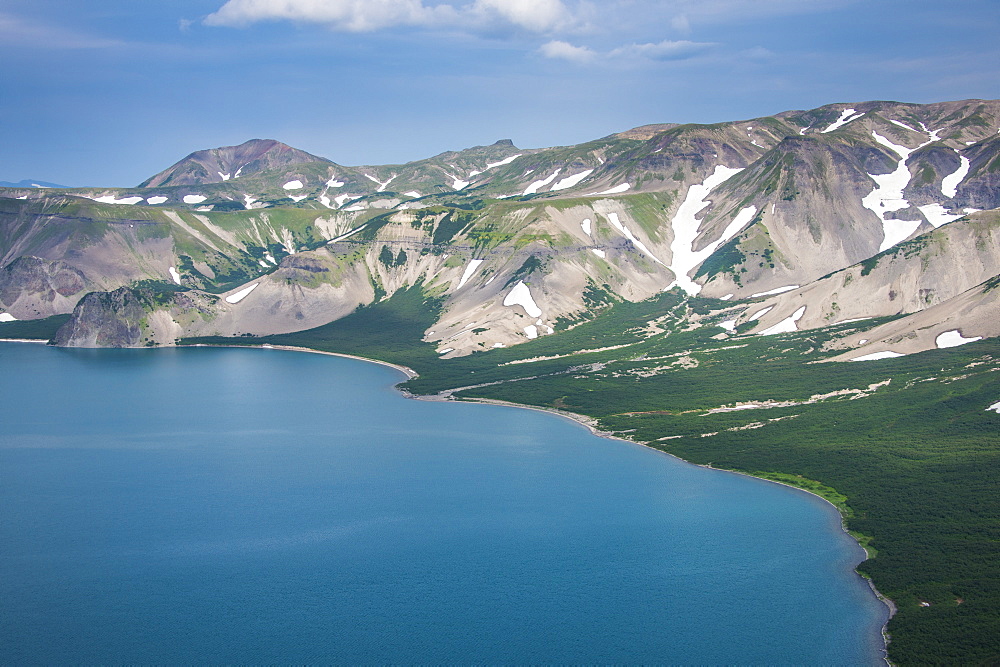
[0, 343, 888, 664]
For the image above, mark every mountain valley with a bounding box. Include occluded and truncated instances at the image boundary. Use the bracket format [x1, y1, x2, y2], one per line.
[3, 98, 1000, 664]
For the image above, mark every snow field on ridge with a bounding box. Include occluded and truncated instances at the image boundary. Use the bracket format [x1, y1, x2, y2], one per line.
[665, 165, 750, 295]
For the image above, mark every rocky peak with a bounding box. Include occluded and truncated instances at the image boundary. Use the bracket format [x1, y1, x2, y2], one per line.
[139, 139, 332, 188]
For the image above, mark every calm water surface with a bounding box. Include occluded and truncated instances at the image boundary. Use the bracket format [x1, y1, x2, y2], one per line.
[0, 343, 888, 664]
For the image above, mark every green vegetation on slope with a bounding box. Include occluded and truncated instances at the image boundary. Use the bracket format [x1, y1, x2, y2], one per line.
[177, 260, 999, 665]
[0, 314, 71, 340]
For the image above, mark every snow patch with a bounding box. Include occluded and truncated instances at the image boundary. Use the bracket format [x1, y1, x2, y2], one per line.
[523, 169, 561, 195]
[863, 132, 919, 251]
[851, 350, 905, 362]
[550, 169, 594, 191]
[917, 204, 963, 228]
[243, 195, 263, 210]
[941, 156, 971, 198]
[758, 306, 806, 336]
[607, 212, 667, 267]
[438, 348, 454, 355]
[0, 313, 18, 322]
[821, 108, 865, 133]
[719, 319, 736, 332]
[666, 165, 748, 294]
[986, 401, 1000, 414]
[219, 172, 231, 181]
[326, 177, 345, 188]
[524, 325, 538, 339]
[587, 183, 630, 196]
[750, 285, 799, 298]
[146, 196, 167, 205]
[93, 194, 144, 205]
[581, 218, 592, 236]
[935, 330, 982, 348]
[749, 306, 773, 321]
[403, 191, 421, 198]
[889, 119, 918, 133]
[225, 282, 259, 304]
[456, 259, 484, 289]
[265, 254, 276, 264]
[183, 194, 207, 204]
[288, 195, 307, 202]
[503, 281, 542, 318]
[919, 122, 942, 142]
[283, 180, 304, 190]
[872, 131, 911, 158]
[344, 205, 366, 212]
[591, 249, 606, 259]
[364, 173, 397, 192]
[327, 225, 366, 244]
[720, 294, 733, 301]
[168, 267, 182, 285]
[485, 154, 521, 170]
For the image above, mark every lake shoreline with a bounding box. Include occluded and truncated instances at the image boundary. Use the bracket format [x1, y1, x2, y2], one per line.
[413, 394, 895, 665]
[4, 338, 894, 662]
[219, 340, 895, 661]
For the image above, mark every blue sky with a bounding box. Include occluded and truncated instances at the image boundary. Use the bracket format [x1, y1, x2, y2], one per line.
[1, 0, 998, 187]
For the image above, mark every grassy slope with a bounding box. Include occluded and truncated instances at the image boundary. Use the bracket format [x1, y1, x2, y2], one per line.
[183, 288, 1000, 665]
[0, 314, 71, 340]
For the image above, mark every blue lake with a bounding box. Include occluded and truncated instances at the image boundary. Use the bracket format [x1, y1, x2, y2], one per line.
[0, 343, 888, 663]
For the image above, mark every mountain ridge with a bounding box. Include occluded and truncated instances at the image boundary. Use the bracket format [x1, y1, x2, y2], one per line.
[4, 97, 1000, 664]
[1, 97, 998, 362]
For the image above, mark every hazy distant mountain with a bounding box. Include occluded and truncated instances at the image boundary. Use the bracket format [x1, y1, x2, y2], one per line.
[0, 179, 70, 188]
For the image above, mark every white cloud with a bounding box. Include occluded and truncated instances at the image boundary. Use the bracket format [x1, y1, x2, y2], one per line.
[540, 38, 713, 64]
[205, 0, 576, 33]
[540, 39, 596, 63]
[204, 0, 437, 31]
[471, 0, 572, 32]
[609, 39, 713, 61]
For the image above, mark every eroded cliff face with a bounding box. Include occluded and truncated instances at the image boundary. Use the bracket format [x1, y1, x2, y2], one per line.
[0, 256, 87, 319]
[52, 287, 153, 347]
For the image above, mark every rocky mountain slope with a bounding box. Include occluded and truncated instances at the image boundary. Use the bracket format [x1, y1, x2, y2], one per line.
[1, 98, 998, 361]
[140, 139, 333, 188]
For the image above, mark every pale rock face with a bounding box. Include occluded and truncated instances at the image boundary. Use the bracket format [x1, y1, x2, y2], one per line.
[746, 211, 1000, 341]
